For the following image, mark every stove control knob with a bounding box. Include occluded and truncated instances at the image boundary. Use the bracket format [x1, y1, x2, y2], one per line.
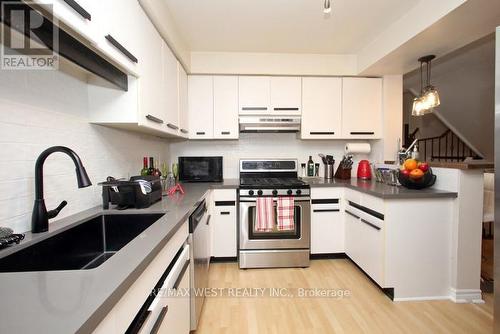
[272, 190, 278, 196]
[248, 190, 254, 196]
[296, 189, 302, 195]
[257, 190, 263, 196]
[287, 189, 293, 195]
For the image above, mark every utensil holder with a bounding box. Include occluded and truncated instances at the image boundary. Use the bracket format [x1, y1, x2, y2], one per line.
[324, 163, 334, 179]
[334, 167, 352, 180]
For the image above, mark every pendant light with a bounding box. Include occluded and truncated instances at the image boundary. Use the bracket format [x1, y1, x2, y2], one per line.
[412, 55, 440, 116]
[323, 0, 332, 14]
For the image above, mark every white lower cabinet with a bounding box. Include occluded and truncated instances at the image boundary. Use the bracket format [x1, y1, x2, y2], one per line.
[93, 222, 189, 334]
[345, 200, 385, 287]
[211, 189, 237, 258]
[152, 255, 191, 334]
[344, 208, 361, 264]
[310, 188, 344, 254]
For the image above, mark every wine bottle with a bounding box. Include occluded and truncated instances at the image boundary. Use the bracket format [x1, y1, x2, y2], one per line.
[307, 156, 314, 177]
[140, 157, 149, 176]
[148, 157, 155, 175]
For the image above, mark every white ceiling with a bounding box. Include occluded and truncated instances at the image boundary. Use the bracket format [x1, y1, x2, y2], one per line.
[164, 0, 422, 54]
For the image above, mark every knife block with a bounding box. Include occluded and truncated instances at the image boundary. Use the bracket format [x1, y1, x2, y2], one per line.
[334, 167, 352, 180]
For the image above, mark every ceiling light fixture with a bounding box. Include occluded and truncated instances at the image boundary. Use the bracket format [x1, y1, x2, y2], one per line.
[412, 55, 440, 116]
[323, 0, 332, 14]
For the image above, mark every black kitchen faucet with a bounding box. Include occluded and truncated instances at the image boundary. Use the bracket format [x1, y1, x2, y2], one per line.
[31, 146, 92, 233]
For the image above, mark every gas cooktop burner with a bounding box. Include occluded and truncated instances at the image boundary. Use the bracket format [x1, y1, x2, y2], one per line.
[238, 159, 310, 197]
[239, 177, 308, 188]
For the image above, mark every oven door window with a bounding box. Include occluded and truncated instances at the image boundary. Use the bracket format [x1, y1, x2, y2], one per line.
[248, 205, 301, 240]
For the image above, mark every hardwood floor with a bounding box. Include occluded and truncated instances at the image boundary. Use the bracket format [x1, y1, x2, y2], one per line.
[196, 259, 493, 334]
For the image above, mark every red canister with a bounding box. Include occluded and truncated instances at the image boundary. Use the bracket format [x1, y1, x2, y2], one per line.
[357, 160, 372, 180]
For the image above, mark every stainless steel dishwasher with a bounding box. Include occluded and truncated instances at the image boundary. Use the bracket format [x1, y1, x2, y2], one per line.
[189, 199, 210, 331]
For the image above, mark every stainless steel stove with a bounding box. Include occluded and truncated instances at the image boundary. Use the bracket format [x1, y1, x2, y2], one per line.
[238, 159, 310, 269]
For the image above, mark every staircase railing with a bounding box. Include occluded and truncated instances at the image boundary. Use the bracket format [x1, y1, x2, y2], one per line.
[417, 129, 481, 162]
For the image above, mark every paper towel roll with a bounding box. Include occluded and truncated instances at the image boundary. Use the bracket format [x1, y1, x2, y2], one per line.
[345, 143, 371, 154]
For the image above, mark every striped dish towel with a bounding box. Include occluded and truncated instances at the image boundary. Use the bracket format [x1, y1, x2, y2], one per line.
[277, 197, 295, 231]
[256, 197, 275, 232]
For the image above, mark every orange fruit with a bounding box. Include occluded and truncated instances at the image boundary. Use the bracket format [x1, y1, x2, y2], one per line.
[404, 159, 418, 171]
[409, 168, 424, 180]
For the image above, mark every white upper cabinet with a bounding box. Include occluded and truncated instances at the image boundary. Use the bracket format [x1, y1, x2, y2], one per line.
[94, 0, 142, 75]
[301, 77, 342, 139]
[239, 76, 301, 115]
[238, 76, 271, 115]
[188, 76, 214, 139]
[270, 77, 302, 115]
[136, 25, 164, 130]
[214, 76, 239, 139]
[33, 0, 98, 44]
[88, 0, 169, 135]
[341, 77, 383, 139]
[178, 64, 189, 137]
[162, 41, 180, 136]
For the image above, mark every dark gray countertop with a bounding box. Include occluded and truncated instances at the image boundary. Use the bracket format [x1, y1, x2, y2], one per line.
[302, 177, 458, 199]
[0, 182, 237, 334]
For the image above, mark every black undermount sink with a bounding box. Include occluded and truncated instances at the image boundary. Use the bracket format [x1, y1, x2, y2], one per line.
[0, 213, 164, 273]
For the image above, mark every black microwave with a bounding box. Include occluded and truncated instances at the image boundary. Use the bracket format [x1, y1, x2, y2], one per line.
[178, 156, 223, 182]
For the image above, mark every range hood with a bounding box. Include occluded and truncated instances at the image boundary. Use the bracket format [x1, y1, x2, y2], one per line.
[239, 116, 301, 133]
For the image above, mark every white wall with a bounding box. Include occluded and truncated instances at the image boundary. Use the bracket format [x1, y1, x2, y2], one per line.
[190, 52, 358, 76]
[169, 133, 381, 179]
[0, 60, 169, 233]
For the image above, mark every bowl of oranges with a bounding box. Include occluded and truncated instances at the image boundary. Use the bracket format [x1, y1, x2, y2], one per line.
[397, 159, 436, 189]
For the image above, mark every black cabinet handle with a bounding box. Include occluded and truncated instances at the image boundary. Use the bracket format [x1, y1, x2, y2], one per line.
[215, 201, 236, 207]
[348, 201, 384, 220]
[146, 114, 164, 124]
[196, 131, 206, 135]
[360, 218, 381, 231]
[311, 199, 339, 204]
[274, 107, 299, 111]
[350, 132, 375, 135]
[220, 211, 231, 215]
[310, 132, 335, 135]
[313, 209, 340, 213]
[206, 214, 211, 226]
[180, 129, 189, 134]
[242, 107, 267, 111]
[105, 35, 138, 63]
[167, 123, 179, 130]
[172, 260, 190, 290]
[63, 0, 91, 20]
[221, 131, 231, 135]
[150, 306, 169, 334]
[345, 210, 360, 219]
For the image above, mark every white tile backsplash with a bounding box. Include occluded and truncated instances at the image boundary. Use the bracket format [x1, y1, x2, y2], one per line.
[0, 65, 169, 233]
[169, 133, 380, 179]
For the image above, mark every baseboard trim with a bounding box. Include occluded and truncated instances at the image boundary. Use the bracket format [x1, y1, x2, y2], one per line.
[449, 288, 484, 304]
[210, 256, 238, 263]
[393, 296, 450, 302]
[310, 253, 347, 260]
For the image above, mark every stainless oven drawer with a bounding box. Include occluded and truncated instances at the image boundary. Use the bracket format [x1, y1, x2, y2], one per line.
[239, 249, 310, 268]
